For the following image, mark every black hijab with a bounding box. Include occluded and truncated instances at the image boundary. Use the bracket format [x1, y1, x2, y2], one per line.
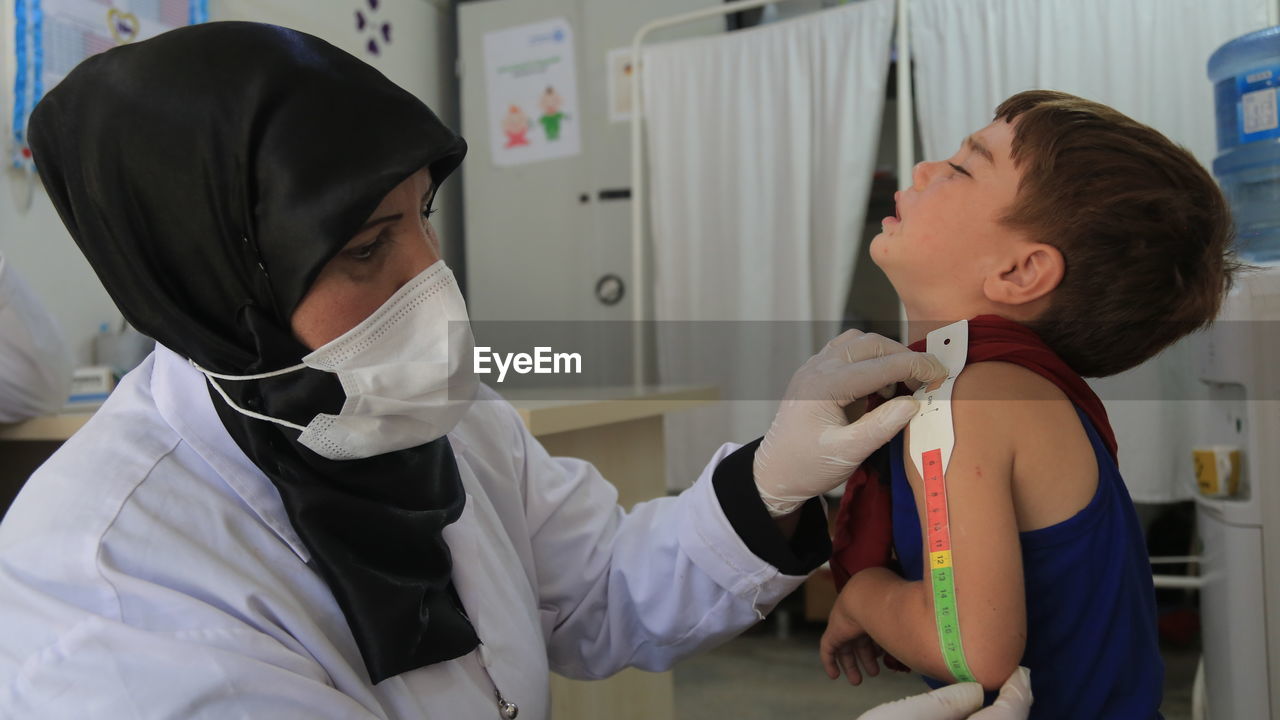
[28, 21, 479, 683]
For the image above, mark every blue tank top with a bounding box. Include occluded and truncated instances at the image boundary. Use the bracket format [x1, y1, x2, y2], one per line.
[890, 406, 1164, 719]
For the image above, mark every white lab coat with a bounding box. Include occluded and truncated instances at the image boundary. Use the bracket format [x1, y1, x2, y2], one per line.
[0, 345, 807, 719]
[0, 253, 72, 423]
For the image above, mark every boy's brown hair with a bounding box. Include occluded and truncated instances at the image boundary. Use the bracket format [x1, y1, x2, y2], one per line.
[994, 90, 1240, 377]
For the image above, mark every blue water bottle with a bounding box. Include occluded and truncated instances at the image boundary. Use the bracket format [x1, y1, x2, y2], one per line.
[1209, 26, 1280, 263]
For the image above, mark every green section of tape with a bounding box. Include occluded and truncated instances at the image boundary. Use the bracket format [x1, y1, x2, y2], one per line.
[930, 566, 975, 682]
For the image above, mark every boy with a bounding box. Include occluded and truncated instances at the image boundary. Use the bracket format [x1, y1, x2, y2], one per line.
[820, 90, 1238, 719]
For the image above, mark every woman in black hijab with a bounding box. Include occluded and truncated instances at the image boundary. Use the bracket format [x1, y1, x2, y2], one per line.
[0, 21, 943, 719]
[28, 19, 481, 683]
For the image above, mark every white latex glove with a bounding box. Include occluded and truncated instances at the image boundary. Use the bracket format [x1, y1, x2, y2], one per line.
[856, 667, 1033, 720]
[754, 330, 948, 516]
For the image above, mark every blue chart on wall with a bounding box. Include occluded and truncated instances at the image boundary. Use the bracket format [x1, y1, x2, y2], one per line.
[11, 0, 208, 170]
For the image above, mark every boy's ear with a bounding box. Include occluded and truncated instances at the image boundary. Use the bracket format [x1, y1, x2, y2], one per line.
[982, 243, 1064, 307]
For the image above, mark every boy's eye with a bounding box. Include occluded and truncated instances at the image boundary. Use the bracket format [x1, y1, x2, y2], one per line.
[948, 162, 973, 179]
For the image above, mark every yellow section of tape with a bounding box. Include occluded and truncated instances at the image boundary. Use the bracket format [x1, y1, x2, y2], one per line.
[930, 551, 952, 570]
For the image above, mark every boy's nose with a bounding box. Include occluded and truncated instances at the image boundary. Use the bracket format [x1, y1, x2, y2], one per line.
[911, 160, 943, 190]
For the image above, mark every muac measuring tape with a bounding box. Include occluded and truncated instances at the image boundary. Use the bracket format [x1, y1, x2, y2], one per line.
[908, 319, 975, 683]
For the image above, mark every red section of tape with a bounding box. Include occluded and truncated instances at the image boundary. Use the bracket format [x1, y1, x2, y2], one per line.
[922, 448, 951, 552]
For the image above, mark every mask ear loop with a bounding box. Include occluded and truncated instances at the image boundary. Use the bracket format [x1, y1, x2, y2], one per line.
[189, 359, 309, 432]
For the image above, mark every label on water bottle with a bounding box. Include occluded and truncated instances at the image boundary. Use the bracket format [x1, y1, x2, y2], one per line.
[1238, 65, 1280, 142]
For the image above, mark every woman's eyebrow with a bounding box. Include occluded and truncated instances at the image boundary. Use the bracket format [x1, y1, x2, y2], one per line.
[357, 183, 437, 232]
[356, 214, 403, 233]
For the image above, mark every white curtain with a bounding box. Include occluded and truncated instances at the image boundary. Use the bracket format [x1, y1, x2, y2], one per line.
[642, 0, 895, 490]
[909, 0, 1272, 502]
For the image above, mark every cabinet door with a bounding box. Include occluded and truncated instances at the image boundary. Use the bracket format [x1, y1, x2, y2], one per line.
[459, 0, 721, 391]
[574, 0, 722, 388]
[575, 0, 723, 324]
[459, 0, 630, 391]
[458, 0, 593, 325]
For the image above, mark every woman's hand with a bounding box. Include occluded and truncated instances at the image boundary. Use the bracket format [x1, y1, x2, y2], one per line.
[854, 667, 1033, 720]
[753, 330, 947, 517]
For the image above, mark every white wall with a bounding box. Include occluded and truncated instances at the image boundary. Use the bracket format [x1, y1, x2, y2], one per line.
[0, 0, 459, 365]
[0, 0, 114, 363]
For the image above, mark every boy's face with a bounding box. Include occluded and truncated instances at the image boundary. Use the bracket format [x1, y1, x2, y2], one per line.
[870, 119, 1027, 318]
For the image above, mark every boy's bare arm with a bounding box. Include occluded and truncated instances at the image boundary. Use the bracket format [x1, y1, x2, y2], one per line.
[842, 362, 1028, 690]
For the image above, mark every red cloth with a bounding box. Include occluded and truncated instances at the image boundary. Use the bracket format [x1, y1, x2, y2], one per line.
[830, 313, 1117, 588]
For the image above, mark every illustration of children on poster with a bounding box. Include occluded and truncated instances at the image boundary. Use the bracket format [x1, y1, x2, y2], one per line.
[538, 86, 567, 141]
[503, 106, 531, 148]
[483, 18, 582, 166]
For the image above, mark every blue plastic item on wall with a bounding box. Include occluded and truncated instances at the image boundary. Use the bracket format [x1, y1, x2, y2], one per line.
[1209, 26, 1280, 263]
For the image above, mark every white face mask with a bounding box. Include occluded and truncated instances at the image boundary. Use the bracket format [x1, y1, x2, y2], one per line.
[194, 260, 478, 461]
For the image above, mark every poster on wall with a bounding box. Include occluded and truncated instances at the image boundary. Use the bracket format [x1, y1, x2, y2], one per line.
[482, 18, 581, 167]
[10, 0, 208, 170]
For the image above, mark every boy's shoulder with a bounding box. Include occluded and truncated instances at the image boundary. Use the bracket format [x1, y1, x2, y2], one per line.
[946, 360, 1092, 464]
[904, 360, 1057, 469]
[948, 360, 1098, 530]
[953, 360, 1070, 404]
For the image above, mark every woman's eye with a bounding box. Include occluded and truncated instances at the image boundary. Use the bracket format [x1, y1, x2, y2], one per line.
[347, 234, 390, 261]
[948, 162, 972, 179]
[422, 207, 437, 220]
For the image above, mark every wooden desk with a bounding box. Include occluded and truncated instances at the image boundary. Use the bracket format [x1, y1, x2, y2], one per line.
[0, 412, 97, 442]
[0, 386, 717, 720]
[0, 413, 95, 516]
